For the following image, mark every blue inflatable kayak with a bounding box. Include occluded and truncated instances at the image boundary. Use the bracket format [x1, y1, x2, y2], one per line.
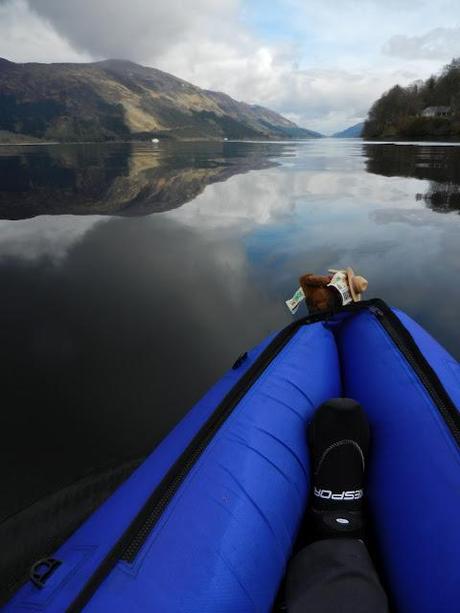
[5, 300, 460, 612]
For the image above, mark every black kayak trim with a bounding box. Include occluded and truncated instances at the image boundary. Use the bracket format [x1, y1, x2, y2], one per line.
[67, 299, 460, 611]
[370, 304, 460, 445]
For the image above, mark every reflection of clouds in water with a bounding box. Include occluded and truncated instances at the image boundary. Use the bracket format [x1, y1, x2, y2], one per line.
[371, 207, 442, 227]
[0, 216, 106, 262]
[165, 169, 297, 229]
[195, 150, 460, 358]
[1, 213, 289, 521]
[167, 159, 431, 233]
[163, 145, 460, 356]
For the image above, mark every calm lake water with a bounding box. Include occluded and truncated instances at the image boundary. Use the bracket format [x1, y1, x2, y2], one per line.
[1, 138, 460, 592]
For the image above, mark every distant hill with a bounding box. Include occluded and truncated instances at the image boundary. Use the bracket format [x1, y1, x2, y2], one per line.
[332, 122, 364, 138]
[363, 58, 460, 139]
[0, 58, 322, 143]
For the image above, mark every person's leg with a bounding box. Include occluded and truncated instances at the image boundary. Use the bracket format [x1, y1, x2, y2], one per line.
[286, 398, 389, 613]
[286, 538, 388, 613]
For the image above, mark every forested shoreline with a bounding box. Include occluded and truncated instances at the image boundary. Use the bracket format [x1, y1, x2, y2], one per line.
[363, 59, 460, 139]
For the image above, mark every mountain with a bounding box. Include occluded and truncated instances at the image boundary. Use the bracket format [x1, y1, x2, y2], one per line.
[0, 58, 322, 143]
[332, 122, 364, 138]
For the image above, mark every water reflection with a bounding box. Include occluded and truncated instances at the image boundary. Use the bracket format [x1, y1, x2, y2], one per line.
[0, 141, 284, 219]
[1, 213, 288, 525]
[364, 143, 460, 212]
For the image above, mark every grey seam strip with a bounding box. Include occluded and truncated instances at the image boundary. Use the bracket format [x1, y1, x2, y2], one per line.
[314, 439, 365, 475]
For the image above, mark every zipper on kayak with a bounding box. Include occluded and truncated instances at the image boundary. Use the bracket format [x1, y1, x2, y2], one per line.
[120, 313, 328, 563]
[68, 308, 338, 611]
[369, 303, 460, 446]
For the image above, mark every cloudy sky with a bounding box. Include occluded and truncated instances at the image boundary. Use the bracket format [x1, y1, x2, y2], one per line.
[1, 0, 460, 133]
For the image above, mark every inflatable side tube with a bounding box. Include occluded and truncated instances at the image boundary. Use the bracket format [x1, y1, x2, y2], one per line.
[339, 304, 460, 613]
[87, 322, 340, 612]
[7, 315, 340, 612]
[393, 307, 460, 430]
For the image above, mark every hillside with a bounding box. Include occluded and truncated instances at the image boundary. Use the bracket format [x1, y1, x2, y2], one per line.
[363, 59, 460, 139]
[332, 122, 364, 138]
[0, 58, 321, 143]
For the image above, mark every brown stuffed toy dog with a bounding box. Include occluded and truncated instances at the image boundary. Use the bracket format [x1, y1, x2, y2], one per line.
[299, 273, 337, 312]
[299, 267, 368, 314]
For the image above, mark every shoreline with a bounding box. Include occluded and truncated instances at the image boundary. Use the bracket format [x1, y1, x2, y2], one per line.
[0, 136, 328, 147]
[2, 138, 460, 148]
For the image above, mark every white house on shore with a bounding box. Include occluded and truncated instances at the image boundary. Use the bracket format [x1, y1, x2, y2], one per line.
[421, 106, 451, 118]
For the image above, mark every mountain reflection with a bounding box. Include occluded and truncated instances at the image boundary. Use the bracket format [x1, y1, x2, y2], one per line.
[364, 143, 460, 212]
[0, 141, 284, 219]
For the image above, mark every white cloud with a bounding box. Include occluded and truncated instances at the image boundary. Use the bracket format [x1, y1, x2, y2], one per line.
[26, 0, 239, 62]
[383, 27, 460, 61]
[158, 41, 415, 134]
[0, 0, 90, 63]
